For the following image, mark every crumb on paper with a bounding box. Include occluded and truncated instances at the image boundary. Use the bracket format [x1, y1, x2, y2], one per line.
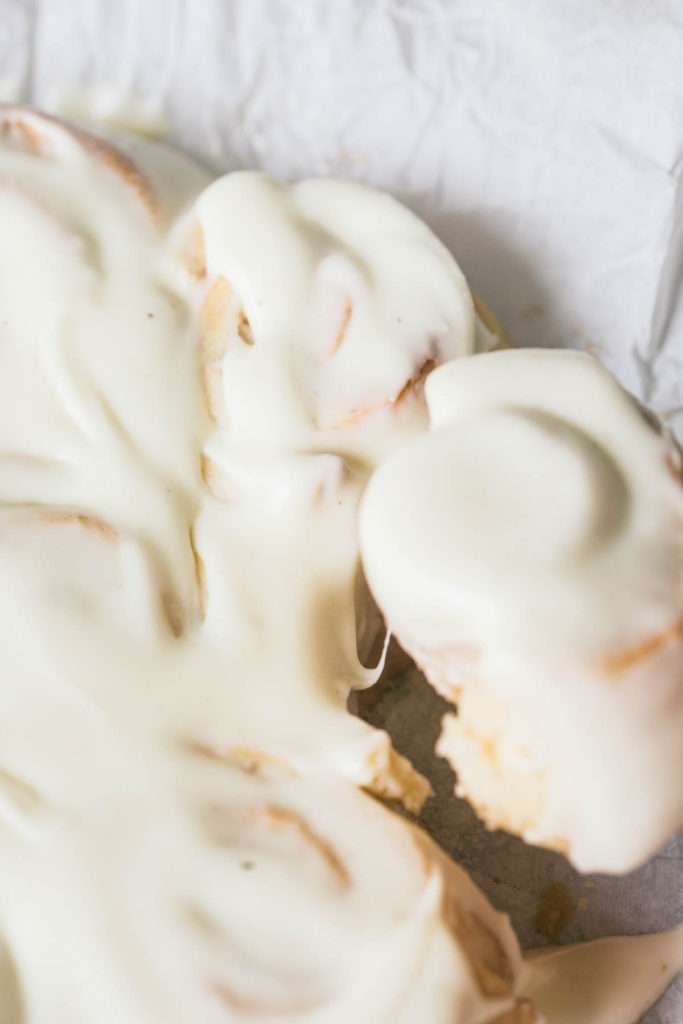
[532, 882, 576, 942]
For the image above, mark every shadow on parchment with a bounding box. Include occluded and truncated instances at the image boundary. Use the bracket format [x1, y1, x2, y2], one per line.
[392, 189, 587, 353]
[355, 665, 683, 958]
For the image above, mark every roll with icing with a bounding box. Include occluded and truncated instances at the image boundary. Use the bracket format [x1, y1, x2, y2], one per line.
[360, 348, 683, 872]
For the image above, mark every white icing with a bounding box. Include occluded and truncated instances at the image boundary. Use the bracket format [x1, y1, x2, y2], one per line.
[360, 348, 683, 874]
[0, 106, 680, 1023]
[195, 171, 475, 459]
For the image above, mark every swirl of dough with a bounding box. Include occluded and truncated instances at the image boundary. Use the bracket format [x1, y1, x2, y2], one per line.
[187, 172, 476, 463]
[0, 105, 208, 631]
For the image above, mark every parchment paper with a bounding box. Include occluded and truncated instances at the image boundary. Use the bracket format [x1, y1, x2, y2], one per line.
[1, 2, 682, 1019]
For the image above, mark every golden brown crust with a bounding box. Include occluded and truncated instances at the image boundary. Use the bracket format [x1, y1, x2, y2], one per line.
[473, 292, 512, 350]
[189, 527, 208, 622]
[200, 276, 232, 363]
[197, 274, 256, 424]
[218, 746, 299, 781]
[330, 301, 352, 356]
[8, 510, 120, 543]
[363, 740, 433, 814]
[602, 615, 683, 674]
[251, 804, 351, 888]
[328, 353, 436, 431]
[201, 453, 233, 503]
[185, 220, 207, 279]
[203, 365, 229, 425]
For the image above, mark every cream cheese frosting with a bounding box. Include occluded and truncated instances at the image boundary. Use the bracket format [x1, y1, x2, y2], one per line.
[0, 105, 681, 1022]
[359, 348, 683, 874]
[194, 170, 475, 459]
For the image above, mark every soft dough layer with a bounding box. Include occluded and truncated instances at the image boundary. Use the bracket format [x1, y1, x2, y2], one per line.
[360, 348, 683, 873]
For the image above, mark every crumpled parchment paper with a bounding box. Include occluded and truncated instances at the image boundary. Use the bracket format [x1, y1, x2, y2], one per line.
[1, 2, 682, 1019]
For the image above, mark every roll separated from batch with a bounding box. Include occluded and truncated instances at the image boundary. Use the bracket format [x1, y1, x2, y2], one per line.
[360, 348, 683, 873]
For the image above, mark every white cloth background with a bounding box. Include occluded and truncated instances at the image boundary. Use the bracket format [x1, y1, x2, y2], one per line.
[1, 2, 682, 1020]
